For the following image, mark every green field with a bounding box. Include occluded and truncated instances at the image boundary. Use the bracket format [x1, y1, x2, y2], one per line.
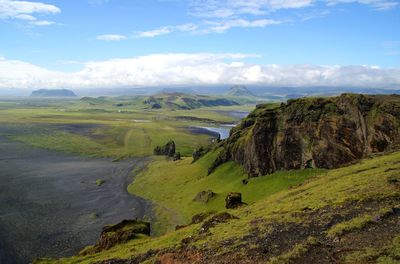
[0, 97, 254, 158]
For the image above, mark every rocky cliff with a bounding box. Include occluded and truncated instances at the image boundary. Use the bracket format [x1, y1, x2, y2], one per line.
[211, 94, 400, 176]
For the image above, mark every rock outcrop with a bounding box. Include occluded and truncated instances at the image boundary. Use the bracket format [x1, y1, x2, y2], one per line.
[81, 219, 151, 254]
[211, 94, 400, 177]
[193, 190, 216, 204]
[154, 140, 176, 157]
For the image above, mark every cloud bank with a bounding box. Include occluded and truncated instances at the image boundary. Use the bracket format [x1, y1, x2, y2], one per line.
[0, 54, 399, 90]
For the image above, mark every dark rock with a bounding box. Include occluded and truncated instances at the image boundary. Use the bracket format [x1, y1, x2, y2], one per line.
[211, 94, 400, 176]
[173, 152, 181, 161]
[225, 192, 245, 209]
[242, 179, 249, 185]
[193, 190, 216, 204]
[153, 140, 176, 157]
[151, 103, 162, 109]
[304, 159, 313, 169]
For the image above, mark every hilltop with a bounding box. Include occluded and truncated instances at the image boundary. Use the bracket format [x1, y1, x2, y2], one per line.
[142, 92, 239, 110]
[31, 89, 77, 97]
[226, 85, 255, 97]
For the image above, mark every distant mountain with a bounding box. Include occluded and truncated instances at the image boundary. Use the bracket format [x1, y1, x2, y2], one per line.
[31, 89, 77, 97]
[226, 85, 255, 97]
[142, 92, 239, 110]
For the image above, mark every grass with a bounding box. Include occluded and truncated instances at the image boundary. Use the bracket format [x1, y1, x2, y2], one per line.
[269, 236, 319, 264]
[0, 97, 252, 158]
[38, 150, 400, 264]
[128, 151, 324, 234]
[95, 179, 106, 186]
[344, 235, 400, 263]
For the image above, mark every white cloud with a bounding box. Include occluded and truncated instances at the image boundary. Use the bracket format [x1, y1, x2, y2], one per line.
[136, 27, 173, 38]
[327, 0, 398, 10]
[201, 18, 281, 33]
[190, 0, 313, 18]
[96, 34, 128, 41]
[0, 0, 60, 25]
[31, 19, 54, 26]
[136, 19, 280, 38]
[136, 23, 198, 38]
[189, 0, 397, 18]
[0, 53, 399, 90]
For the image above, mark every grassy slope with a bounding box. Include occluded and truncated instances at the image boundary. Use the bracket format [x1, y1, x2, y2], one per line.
[40, 150, 400, 264]
[128, 151, 324, 234]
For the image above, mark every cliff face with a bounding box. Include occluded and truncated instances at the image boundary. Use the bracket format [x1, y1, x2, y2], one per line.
[213, 94, 400, 176]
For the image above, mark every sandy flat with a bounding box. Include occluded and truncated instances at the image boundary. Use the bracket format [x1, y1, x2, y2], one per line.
[0, 136, 151, 264]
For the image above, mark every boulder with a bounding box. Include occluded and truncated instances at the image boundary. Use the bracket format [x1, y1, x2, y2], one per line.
[94, 220, 150, 252]
[193, 190, 216, 204]
[225, 192, 245, 209]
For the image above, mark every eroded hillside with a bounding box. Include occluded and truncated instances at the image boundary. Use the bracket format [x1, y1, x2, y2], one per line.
[212, 94, 400, 176]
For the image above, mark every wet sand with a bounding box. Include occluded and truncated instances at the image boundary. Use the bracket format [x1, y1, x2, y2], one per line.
[0, 136, 151, 264]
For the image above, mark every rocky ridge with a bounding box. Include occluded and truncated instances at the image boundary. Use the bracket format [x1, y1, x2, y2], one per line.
[211, 94, 400, 176]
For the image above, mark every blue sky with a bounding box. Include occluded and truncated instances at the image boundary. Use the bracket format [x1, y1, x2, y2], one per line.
[0, 0, 399, 90]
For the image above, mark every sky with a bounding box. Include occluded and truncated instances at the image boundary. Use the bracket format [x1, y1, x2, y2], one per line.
[0, 0, 399, 91]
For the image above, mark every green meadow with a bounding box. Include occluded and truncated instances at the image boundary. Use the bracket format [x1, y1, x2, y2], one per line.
[0, 97, 254, 158]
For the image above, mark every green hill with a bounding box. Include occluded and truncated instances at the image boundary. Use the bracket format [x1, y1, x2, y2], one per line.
[142, 92, 239, 110]
[36, 94, 400, 264]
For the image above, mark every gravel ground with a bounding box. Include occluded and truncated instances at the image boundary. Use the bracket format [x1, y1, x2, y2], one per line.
[0, 135, 151, 264]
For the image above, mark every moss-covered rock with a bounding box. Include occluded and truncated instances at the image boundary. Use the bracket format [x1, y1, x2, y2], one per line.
[211, 94, 400, 176]
[193, 190, 216, 204]
[82, 220, 151, 254]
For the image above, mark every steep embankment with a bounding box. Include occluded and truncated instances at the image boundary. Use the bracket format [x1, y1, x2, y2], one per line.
[211, 94, 400, 176]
